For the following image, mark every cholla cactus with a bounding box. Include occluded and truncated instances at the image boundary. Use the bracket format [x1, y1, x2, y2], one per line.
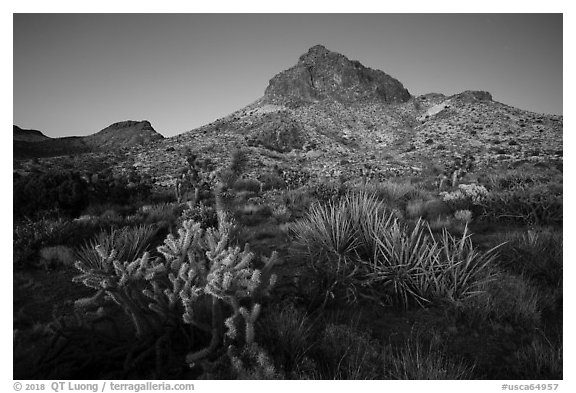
[73, 249, 165, 337]
[73, 211, 279, 368]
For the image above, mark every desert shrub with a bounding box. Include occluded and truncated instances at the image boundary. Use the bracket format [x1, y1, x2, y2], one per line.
[281, 188, 314, 215]
[454, 209, 473, 223]
[479, 185, 562, 226]
[39, 245, 76, 270]
[179, 202, 218, 229]
[257, 303, 318, 377]
[497, 230, 562, 287]
[457, 271, 542, 326]
[14, 171, 89, 219]
[271, 203, 291, 223]
[361, 180, 426, 210]
[487, 171, 553, 192]
[258, 172, 287, 191]
[14, 169, 154, 220]
[141, 202, 184, 226]
[512, 336, 562, 379]
[310, 181, 347, 203]
[387, 339, 475, 379]
[233, 178, 262, 194]
[406, 199, 427, 218]
[440, 183, 490, 212]
[421, 199, 452, 220]
[237, 204, 273, 226]
[427, 216, 457, 232]
[13, 218, 73, 268]
[297, 322, 474, 379]
[75, 224, 158, 270]
[314, 323, 385, 379]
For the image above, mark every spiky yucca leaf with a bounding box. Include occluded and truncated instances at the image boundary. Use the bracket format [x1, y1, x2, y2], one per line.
[366, 219, 439, 308]
[290, 199, 358, 260]
[75, 224, 157, 270]
[433, 225, 500, 301]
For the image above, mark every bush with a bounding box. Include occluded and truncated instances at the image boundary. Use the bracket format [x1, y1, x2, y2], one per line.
[315, 323, 384, 379]
[258, 172, 287, 191]
[457, 271, 543, 326]
[454, 209, 473, 223]
[257, 303, 317, 377]
[512, 336, 562, 379]
[14, 218, 72, 268]
[75, 224, 158, 270]
[14, 171, 89, 218]
[440, 183, 490, 212]
[310, 181, 347, 203]
[497, 230, 562, 288]
[179, 202, 218, 229]
[14, 169, 153, 220]
[140, 202, 184, 226]
[361, 181, 426, 210]
[39, 246, 76, 270]
[233, 178, 262, 194]
[387, 338, 475, 379]
[479, 186, 562, 226]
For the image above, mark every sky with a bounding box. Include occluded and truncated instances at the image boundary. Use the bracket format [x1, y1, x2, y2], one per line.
[13, 13, 563, 138]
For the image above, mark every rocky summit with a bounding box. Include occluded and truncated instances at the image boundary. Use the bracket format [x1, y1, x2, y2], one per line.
[84, 120, 164, 150]
[264, 44, 411, 105]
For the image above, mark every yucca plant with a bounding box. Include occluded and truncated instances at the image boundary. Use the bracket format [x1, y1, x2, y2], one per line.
[347, 190, 396, 260]
[364, 219, 439, 308]
[292, 191, 501, 309]
[290, 198, 359, 262]
[75, 224, 158, 270]
[433, 225, 500, 302]
[290, 191, 396, 304]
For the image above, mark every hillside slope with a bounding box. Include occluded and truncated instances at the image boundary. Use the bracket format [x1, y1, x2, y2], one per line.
[16, 45, 562, 188]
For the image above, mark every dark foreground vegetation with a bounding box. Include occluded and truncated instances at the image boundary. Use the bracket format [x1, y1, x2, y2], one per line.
[13, 149, 562, 380]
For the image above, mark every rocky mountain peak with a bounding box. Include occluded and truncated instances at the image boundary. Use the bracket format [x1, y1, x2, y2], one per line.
[455, 90, 493, 102]
[107, 120, 154, 131]
[297, 44, 332, 64]
[264, 45, 411, 105]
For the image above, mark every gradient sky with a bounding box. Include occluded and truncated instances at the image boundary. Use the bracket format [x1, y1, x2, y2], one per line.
[13, 13, 563, 138]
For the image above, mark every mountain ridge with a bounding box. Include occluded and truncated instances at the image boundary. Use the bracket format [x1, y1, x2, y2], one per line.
[13, 120, 164, 159]
[14, 45, 562, 190]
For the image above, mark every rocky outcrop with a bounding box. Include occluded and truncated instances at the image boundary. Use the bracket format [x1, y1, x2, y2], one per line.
[455, 90, 493, 102]
[264, 45, 411, 105]
[13, 126, 50, 142]
[85, 120, 164, 149]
